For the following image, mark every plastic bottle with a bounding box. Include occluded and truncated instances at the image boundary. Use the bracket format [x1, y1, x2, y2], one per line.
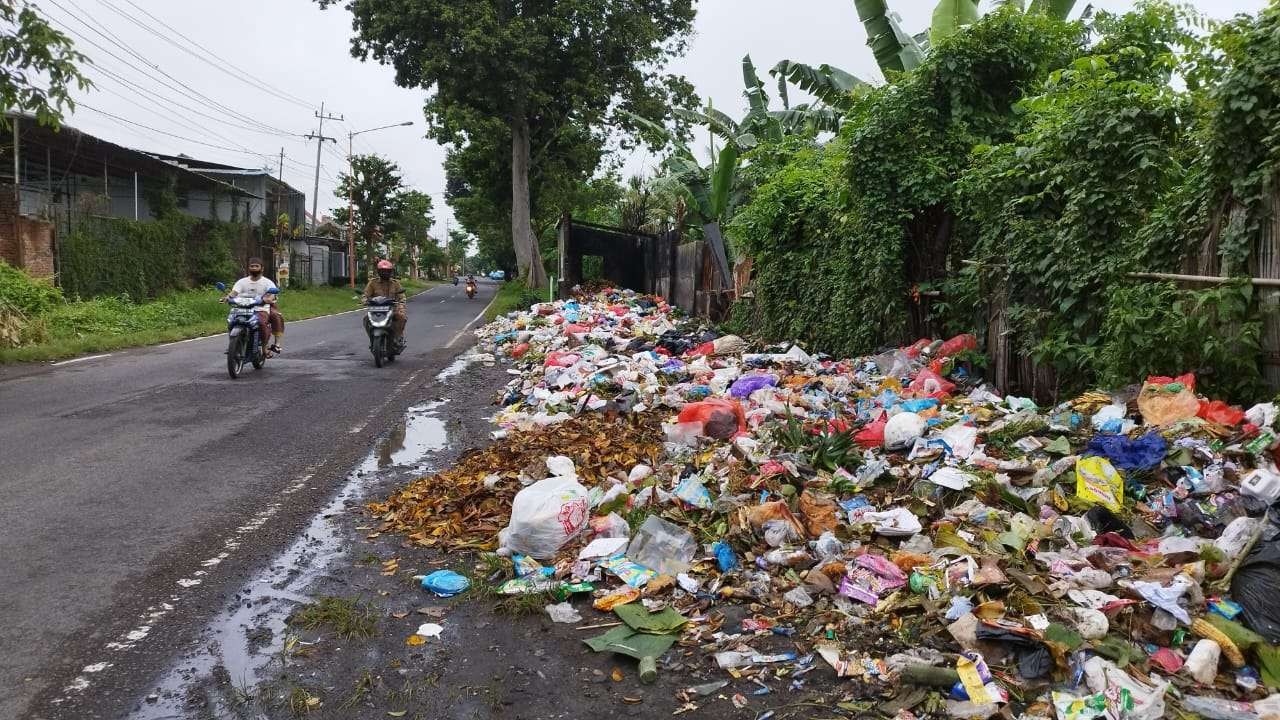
[626, 515, 697, 576]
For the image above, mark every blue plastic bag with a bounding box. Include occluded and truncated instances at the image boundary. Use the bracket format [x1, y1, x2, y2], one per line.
[1085, 432, 1167, 471]
[712, 540, 739, 572]
[421, 570, 470, 597]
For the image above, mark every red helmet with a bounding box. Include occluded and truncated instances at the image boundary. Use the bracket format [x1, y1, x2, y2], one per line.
[376, 259, 393, 271]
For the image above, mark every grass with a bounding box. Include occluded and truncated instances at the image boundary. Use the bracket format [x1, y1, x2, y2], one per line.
[484, 280, 547, 322]
[1, 281, 434, 363]
[287, 596, 379, 639]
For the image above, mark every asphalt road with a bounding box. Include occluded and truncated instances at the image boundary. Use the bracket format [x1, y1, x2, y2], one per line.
[0, 279, 496, 719]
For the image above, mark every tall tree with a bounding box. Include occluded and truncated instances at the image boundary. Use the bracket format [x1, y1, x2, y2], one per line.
[390, 189, 434, 277]
[0, 0, 92, 128]
[318, 0, 697, 288]
[333, 154, 404, 278]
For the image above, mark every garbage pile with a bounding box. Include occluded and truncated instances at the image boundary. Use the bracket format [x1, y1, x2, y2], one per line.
[373, 287, 1280, 719]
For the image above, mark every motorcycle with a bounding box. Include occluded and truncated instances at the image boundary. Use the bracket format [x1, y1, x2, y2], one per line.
[215, 282, 279, 380]
[465, 279, 477, 299]
[364, 295, 404, 368]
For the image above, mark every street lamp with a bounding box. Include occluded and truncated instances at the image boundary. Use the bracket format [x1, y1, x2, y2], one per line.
[347, 120, 415, 288]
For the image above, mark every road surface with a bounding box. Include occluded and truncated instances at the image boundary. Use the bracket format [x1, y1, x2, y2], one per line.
[0, 280, 495, 719]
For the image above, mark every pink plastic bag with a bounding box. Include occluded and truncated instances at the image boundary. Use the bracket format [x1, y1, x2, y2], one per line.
[544, 351, 580, 368]
[908, 368, 955, 399]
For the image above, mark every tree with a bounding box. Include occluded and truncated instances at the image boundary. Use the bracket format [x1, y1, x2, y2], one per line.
[0, 0, 92, 129]
[318, 0, 697, 288]
[390, 189, 434, 277]
[333, 154, 404, 278]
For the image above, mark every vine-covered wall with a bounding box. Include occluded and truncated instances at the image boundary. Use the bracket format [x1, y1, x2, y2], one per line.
[726, 2, 1280, 402]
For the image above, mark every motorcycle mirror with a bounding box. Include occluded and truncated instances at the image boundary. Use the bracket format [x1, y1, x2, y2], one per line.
[267, 287, 280, 295]
[215, 281, 226, 291]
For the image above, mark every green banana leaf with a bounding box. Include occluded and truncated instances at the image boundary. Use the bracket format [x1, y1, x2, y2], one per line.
[930, 0, 980, 47]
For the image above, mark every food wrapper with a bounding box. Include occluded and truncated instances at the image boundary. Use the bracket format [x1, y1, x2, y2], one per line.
[1075, 456, 1123, 513]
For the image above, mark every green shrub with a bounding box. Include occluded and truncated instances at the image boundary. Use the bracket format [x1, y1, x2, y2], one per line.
[0, 260, 63, 314]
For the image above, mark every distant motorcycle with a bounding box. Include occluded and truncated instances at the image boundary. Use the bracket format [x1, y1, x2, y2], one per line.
[465, 279, 477, 299]
[216, 281, 279, 379]
[363, 295, 404, 368]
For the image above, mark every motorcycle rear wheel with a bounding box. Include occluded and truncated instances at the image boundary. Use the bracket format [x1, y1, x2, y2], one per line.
[251, 337, 266, 369]
[372, 334, 387, 368]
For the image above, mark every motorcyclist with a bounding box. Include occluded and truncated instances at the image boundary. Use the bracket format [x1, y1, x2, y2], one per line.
[227, 257, 283, 354]
[362, 259, 406, 344]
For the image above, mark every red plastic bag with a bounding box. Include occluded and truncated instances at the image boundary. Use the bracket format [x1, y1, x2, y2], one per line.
[1199, 399, 1245, 426]
[938, 334, 977, 358]
[687, 341, 716, 357]
[1144, 372, 1196, 392]
[510, 342, 530, 359]
[563, 323, 591, 336]
[544, 351, 580, 368]
[904, 339, 932, 359]
[677, 398, 746, 439]
[907, 368, 956, 399]
[854, 413, 887, 448]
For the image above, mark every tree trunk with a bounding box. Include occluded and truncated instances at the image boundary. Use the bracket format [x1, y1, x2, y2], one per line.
[512, 116, 548, 288]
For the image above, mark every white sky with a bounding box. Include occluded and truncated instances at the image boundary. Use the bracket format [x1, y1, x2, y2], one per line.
[38, 0, 1269, 240]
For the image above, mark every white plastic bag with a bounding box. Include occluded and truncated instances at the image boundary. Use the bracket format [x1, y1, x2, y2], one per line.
[498, 475, 590, 559]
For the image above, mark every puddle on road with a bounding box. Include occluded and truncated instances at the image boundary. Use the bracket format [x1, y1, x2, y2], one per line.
[131, 401, 450, 720]
[359, 401, 447, 473]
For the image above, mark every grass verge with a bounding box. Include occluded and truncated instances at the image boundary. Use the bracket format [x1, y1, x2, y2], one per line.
[1, 282, 434, 364]
[288, 596, 379, 639]
[484, 280, 546, 322]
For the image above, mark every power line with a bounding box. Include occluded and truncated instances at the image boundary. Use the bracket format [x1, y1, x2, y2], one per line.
[76, 101, 286, 158]
[115, 0, 315, 110]
[39, 0, 298, 138]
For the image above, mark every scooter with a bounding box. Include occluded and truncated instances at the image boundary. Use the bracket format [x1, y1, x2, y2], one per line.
[216, 282, 279, 380]
[363, 296, 404, 368]
[465, 279, 477, 299]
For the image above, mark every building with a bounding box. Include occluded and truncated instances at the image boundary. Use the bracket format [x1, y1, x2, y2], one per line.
[0, 113, 261, 278]
[150, 153, 306, 230]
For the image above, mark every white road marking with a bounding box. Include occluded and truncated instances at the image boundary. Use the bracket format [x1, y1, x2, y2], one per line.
[446, 303, 492, 348]
[50, 353, 112, 366]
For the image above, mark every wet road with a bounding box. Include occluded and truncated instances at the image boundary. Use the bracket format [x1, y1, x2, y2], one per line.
[0, 280, 495, 719]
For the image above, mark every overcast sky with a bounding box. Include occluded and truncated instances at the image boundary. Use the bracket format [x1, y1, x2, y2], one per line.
[38, 0, 1269, 241]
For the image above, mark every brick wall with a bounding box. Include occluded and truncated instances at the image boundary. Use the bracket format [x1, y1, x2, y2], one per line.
[0, 183, 56, 278]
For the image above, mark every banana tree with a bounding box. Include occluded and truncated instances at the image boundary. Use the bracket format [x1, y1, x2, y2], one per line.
[853, 0, 1079, 77]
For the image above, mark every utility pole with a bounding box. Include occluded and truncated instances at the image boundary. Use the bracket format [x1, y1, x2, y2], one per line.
[347, 131, 356, 288]
[305, 101, 341, 232]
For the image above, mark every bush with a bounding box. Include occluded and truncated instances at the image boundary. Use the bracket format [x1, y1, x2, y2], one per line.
[59, 215, 239, 301]
[0, 260, 63, 314]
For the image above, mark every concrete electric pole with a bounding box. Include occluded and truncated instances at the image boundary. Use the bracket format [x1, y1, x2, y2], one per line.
[305, 102, 342, 231]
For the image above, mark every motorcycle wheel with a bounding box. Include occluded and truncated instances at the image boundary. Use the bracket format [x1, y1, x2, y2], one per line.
[251, 338, 266, 369]
[227, 333, 246, 379]
[372, 334, 386, 368]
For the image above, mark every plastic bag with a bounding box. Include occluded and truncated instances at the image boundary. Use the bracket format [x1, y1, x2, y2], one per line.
[590, 512, 631, 539]
[907, 368, 956, 399]
[1075, 456, 1124, 513]
[937, 333, 978, 358]
[627, 515, 697, 576]
[1085, 432, 1167, 470]
[1200, 399, 1247, 426]
[544, 350, 580, 368]
[1232, 537, 1280, 643]
[1137, 373, 1199, 426]
[498, 475, 590, 559]
[676, 398, 746, 440]
[421, 570, 471, 597]
[855, 413, 888, 448]
[728, 374, 777, 398]
[884, 411, 926, 450]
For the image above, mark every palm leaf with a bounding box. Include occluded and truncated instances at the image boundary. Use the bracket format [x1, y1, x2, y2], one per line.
[930, 0, 980, 47]
[771, 107, 842, 135]
[709, 143, 740, 221]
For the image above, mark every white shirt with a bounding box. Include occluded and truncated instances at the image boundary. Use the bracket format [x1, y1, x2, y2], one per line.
[231, 275, 278, 302]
